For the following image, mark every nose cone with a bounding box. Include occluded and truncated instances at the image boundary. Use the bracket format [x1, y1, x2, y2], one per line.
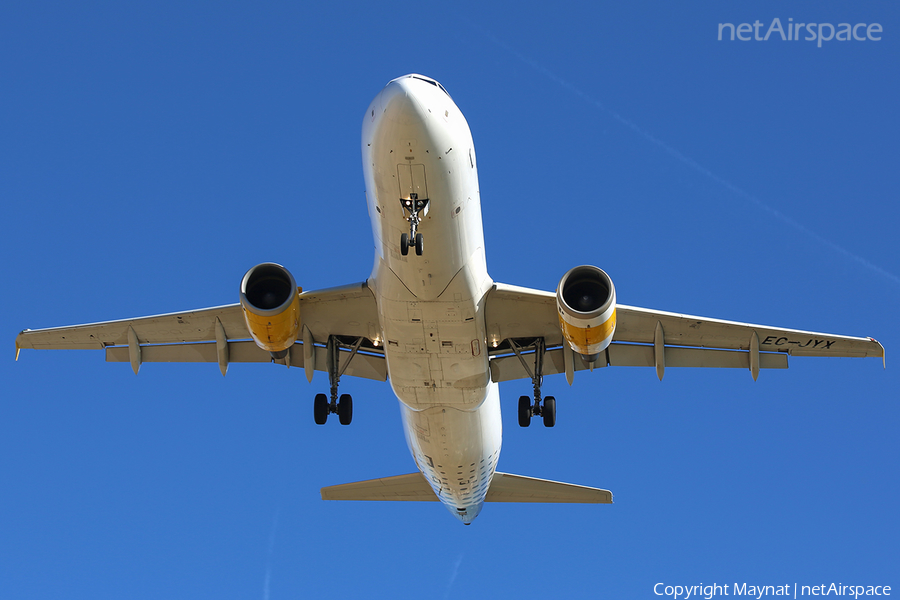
[376, 75, 431, 126]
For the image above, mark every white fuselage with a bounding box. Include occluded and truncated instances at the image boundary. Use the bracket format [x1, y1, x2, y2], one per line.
[362, 75, 500, 523]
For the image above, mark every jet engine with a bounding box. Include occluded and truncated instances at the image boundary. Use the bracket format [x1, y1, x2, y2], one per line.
[556, 265, 616, 363]
[239, 263, 301, 358]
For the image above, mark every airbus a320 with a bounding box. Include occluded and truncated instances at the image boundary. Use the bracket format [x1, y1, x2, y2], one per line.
[16, 74, 884, 524]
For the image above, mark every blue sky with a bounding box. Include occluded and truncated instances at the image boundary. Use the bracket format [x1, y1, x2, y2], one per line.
[2, 2, 897, 598]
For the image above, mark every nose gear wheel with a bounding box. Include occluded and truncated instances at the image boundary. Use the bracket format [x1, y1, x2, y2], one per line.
[400, 193, 428, 256]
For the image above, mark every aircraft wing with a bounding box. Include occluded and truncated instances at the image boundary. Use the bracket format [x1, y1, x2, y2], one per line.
[484, 283, 885, 382]
[15, 282, 386, 380]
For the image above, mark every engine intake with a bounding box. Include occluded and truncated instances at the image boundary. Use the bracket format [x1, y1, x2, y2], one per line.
[239, 263, 301, 357]
[556, 265, 616, 363]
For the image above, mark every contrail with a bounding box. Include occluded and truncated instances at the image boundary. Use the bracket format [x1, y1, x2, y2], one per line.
[480, 29, 900, 287]
[263, 510, 279, 600]
[443, 553, 464, 600]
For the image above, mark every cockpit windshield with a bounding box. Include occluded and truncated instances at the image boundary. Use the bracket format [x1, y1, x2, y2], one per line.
[410, 75, 451, 99]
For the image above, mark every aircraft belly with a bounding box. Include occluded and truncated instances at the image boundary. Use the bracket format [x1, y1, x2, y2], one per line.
[381, 293, 490, 410]
[361, 75, 499, 523]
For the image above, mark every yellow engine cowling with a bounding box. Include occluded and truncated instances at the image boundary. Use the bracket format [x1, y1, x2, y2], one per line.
[239, 263, 301, 358]
[556, 265, 616, 364]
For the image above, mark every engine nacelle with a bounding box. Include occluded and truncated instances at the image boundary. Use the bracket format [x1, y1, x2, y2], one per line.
[556, 265, 616, 363]
[239, 263, 301, 358]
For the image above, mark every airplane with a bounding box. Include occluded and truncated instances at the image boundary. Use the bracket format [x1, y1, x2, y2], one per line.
[16, 74, 885, 525]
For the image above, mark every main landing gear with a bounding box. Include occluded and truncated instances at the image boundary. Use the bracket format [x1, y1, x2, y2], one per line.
[399, 193, 427, 256]
[314, 392, 352, 425]
[510, 338, 556, 428]
[518, 394, 556, 428]
[313, 336, 361, 425]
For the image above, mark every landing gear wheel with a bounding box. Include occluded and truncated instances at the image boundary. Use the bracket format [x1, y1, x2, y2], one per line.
[415, 233, 424, 256]
[400, 233, 409, 256]
[338, 394, 353, 425]
[314, 393, 329, 425]
[542, 396, 556, 428]
[518, 395, 532, 427]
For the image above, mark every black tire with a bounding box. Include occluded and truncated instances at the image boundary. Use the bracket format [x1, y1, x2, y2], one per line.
[518, 395, 531, 428]
[542, 396, 556, 428]
[400, 233, 409, 256]
[314, 393, 329, 425]
[338, 393, 353, 425]
[415, 233, 424, 256]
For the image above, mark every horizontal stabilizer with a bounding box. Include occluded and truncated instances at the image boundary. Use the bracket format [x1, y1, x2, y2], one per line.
[321, 473, 438, 501]
[320, 472, 612, 504]
[485, 472, 612, 503]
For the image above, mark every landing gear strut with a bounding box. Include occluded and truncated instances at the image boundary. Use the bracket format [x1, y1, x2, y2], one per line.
[510, 338, 556, 428]
[313, 336, 361, 425]
[399, 193, 427, 256]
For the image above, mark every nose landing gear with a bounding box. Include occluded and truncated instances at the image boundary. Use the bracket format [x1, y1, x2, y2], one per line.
[400, 193, 427, 256]
[400, 232, 424, 256]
